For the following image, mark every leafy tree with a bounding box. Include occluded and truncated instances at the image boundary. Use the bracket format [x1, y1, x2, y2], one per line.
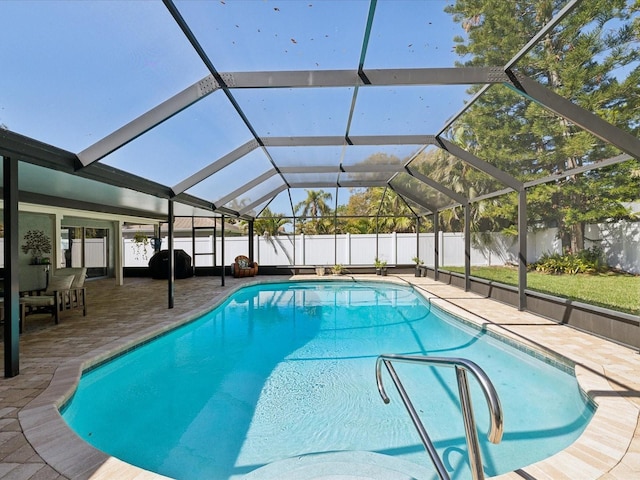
[443, 0, 640, 251]
[334, 189, 372, 233]
[411, 146, 507, 233]
[337, 187, 424, 233]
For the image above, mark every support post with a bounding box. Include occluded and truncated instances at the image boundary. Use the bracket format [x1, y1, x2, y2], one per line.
[154, 223, 162, 253]
[54, 213, 63, 270]
[248, 220, 254, 263]
[464, 203, 471, 291]
[518, 189, 527, 310]
[391, 231, 397, 266]
[168, 200, 174, 309]
[292, 217, 296, 265]
[213, 218, 217, 271]
[115, 220, 124, 286]
[416, 217, 420, 262]
[191, 217, 196, 276]
[433, 211, 439, 281]
[334, 210, 338, 266]
[3, 156, 20, 377]
[375, 216, 379, 261]
[220, 214, 225, 286]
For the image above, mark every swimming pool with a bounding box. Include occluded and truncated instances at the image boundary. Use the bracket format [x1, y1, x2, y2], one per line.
[62, 281, 594, 480]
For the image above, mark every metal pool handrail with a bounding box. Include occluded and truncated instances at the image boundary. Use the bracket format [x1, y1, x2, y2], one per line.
[375, 354, 504, 480]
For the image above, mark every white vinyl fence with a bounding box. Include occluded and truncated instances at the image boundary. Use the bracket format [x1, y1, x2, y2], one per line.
[122, 220, 639, 274]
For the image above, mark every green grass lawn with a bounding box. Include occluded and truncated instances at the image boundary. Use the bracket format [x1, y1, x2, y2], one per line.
[445, 266, 639, 315]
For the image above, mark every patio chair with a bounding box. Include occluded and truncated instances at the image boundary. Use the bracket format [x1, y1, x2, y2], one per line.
[20, 267, 87, 330]
[231, 255, 258, 278]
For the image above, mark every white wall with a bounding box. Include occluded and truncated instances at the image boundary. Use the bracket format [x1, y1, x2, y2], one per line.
[120, 221, 639, 274]
[586, 221, 640, 274]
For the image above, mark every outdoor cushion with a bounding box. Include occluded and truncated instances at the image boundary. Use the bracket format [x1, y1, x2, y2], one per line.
[45, 274, 74, 295]
[20, 296, 54, 307]
[54, 268, 87, 288]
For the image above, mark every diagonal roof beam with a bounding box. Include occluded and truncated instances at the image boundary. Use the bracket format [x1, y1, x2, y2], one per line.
[435, 1, 580, 147]
[455, 153, 634, 204]
[391, 184, 436, 214]
[78, 75, 219, 166]
[433, 137, 523, 191]
[436, 84, 492, 137]
[504, 71, 640, 159]
[505, 0, 581, 70]
[238, 184, 288, 217]
[213, 169, 279, 210]
[404, 166, 469, 206]
[172, 140, 259, 195]
[470, 187, 516, 204]
[388, 184, 421, 218]
[164, 0, 290, 193]
[523, 153, 634, 188]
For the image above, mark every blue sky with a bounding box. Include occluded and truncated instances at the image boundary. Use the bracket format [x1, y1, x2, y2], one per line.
[1, 0, 474, 216]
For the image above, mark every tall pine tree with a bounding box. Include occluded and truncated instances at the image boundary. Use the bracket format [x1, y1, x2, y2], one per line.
[436, 0, 640, 251]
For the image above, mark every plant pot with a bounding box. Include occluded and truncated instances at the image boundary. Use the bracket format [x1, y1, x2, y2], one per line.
[415, 267, 421, 277]
[375, 268, 381, 275]
[381, 268, 387, 276]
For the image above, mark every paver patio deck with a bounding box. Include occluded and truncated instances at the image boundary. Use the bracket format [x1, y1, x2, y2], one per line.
[0, 274, 638, 479]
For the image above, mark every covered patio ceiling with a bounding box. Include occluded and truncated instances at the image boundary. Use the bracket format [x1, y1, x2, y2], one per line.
[0, 0, 638, 221]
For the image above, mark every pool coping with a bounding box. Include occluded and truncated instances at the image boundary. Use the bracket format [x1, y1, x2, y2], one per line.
[18, 275, 640, 479]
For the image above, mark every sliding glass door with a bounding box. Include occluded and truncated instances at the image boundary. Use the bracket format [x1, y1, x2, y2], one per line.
[61, 227, 109, 278]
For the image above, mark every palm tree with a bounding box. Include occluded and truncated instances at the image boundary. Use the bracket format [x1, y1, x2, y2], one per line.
[295, 189, 333, 218]
[251, 207, 291, 236]
[377, 189, 416, 233]
[295, 190, 333, 234]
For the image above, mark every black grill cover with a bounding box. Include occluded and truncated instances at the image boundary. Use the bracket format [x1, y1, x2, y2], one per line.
[148, 249, 193, 279]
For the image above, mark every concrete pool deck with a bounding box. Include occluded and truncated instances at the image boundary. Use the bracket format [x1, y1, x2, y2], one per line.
[0, 274, 638, 479]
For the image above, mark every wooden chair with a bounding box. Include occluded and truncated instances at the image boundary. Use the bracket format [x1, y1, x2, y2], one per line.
[20, 267, 87, 331]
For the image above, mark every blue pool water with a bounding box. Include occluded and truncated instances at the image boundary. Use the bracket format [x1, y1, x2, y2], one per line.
[62, 281, 594, 480]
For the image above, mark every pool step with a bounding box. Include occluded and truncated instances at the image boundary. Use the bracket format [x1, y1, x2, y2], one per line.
[241, 451, 437, 480]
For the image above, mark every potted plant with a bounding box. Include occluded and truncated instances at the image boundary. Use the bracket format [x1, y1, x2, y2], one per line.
[21, 229, 52, 264]
[412, 256, 424, 277]
[374, 258, 387, 276]
[132, 231, 150, 261]
[331, 264, 345, 275]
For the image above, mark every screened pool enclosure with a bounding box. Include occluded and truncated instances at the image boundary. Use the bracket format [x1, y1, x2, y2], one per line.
[1, 1, 639, 373]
